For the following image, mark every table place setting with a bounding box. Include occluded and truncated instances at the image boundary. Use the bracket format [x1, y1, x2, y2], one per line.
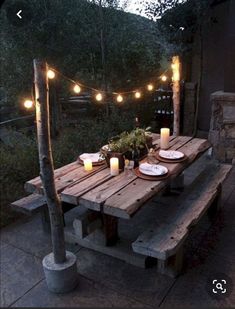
[77, 152, 106, 169]
[155, 149, 187, 163]
[134, 162, 169, 180]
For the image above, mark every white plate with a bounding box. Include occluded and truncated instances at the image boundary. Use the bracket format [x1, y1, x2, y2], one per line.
[79, 153, 104, 163]
[139, 163, 168, 176]
[159, 150, 184, 160]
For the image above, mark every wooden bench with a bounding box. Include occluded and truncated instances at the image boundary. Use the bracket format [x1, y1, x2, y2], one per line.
[10, 193, 77, 232]
[132, 163, 232, 278]
[10, 193, 50, 232]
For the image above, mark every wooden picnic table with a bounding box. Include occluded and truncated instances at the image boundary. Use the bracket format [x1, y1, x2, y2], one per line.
[25, 134, 211, 252]
[25, 134, 210, 214]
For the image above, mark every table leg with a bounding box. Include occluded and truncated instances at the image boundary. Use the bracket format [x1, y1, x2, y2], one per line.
[102, 214, 119, 246]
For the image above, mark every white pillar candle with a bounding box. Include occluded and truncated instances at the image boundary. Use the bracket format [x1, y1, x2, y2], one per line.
[84, 159, 92, 171]
[160, 128, 170, 150]
[110, 157, 119, 176]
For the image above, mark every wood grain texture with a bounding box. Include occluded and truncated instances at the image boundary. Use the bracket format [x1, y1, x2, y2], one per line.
[24, 161, 79, 193]
[10, 193, 46, 215]
[26, 164, 105, 194]
[61, 168, 113, 205]
[132, 163, 232, 260]
[79, 171, 137, 211]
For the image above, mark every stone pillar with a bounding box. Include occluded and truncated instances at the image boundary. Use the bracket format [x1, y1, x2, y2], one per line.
[209, 91, 235, 163]
[183, 82, 197, 136]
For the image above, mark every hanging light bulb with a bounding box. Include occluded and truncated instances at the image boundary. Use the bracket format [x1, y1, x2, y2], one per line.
[47, 69, 55, 79]
[96, 93, 103, 102]
[161, 75, 167, 82]
[73, 84, 81, 94]
[135, 91, 141, 99]
[116, 94, 123, 103]
[24, 99, 33, 109]
[147, 84, 154, 91]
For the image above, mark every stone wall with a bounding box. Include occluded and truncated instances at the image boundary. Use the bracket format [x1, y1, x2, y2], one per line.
[209, 91, 235, 163]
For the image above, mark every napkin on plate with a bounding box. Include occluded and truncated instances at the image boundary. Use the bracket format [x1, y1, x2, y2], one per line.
[159, 150, 184, 159]
[139, 163, 166, 175]
[79, 153, 102, 162]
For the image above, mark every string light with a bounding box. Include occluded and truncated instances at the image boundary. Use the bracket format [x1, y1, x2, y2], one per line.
[23, 64, 172, 110]
[147, 84, 154, 91]
[116, 94, 123, 103]
[47, 69, 55, 79]
[95, 93, 103, 102]
[24, 99, 33, 109]
[135, 91, 141, 99]
[73, 84, 81, 94]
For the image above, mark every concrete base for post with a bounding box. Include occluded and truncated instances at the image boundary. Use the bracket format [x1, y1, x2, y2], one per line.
[42, 251, 78, 293]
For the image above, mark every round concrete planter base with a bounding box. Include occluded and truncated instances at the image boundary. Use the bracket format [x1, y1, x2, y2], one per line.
[42, 251, 78, 293]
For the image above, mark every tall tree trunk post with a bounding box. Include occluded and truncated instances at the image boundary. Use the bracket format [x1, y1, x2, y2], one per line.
[172, 56, 181, 136]
[34, 59, 78, 293]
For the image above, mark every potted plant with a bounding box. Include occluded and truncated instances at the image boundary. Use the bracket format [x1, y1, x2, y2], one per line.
[101, 127, 152, 170]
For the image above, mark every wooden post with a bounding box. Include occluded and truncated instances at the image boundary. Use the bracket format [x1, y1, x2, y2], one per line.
[172, 56, 181, 136]
[33, 59, 66, 264]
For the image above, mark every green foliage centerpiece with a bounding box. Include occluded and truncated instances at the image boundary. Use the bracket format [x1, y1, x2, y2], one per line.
[101, 127, 152, 170]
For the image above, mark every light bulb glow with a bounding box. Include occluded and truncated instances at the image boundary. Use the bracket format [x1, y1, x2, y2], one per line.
[116, 94, 123, 103]
[135, 91, 141, 99]
[47, 70, 55, 79]
[73, 84, 81, 94]
[96, 93, 103, 101]
[161, 75, 167, 82]
[147, 84, 154, 91]
[24, 100, 33, 109]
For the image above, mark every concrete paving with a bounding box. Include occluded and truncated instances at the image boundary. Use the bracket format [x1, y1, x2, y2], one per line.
[0, 157, 234, 308]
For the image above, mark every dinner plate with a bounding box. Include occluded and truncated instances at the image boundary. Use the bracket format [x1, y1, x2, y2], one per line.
[79, 153, 105, 163]
[139, 163, 168, 176]
[159, 150, 184, 160]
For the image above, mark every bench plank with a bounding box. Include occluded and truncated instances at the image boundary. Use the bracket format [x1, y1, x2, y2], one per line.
[132, 163, 232, 260]
[10, 193, 46, 215]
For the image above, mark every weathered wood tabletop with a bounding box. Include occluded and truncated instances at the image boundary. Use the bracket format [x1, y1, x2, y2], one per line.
[25, 134, 211, 221]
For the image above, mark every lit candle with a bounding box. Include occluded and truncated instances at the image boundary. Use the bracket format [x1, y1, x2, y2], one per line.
[160, 128, 170, 149]
[84, 159, 92, 171]
[110, 157, 119, 176]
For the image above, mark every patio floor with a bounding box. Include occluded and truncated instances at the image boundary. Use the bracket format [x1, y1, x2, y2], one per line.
[1, 155, 235, 308]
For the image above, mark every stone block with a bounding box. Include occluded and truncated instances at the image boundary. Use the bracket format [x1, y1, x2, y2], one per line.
[209, 91, 235, 163]
[225, 125, 235, 138]
[223, 105, 235, 123]
[226, 148, 235, 161]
